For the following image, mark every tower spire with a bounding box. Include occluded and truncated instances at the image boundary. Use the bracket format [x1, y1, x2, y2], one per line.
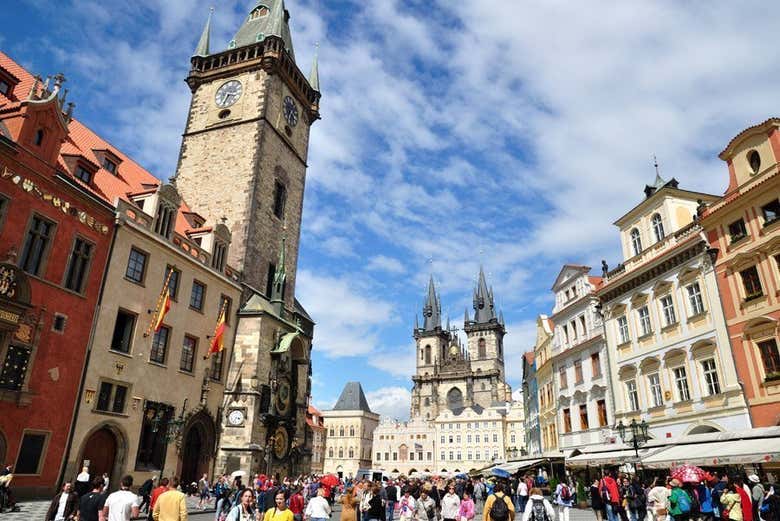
[309, 42, 320, 92]
[422, 275, 441, 331]
[473, 265, 496, 324]
[193, 7, 213, 57]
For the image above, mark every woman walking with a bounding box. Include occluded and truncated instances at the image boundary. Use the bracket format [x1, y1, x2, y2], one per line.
[721, 484, 743, 521]
[590, 479, 605, 521]
[341, 488, 360, 521]
[226, 488, 261, 521]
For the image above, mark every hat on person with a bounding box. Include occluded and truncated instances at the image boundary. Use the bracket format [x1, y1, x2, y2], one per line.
[748, 475, 760, 484]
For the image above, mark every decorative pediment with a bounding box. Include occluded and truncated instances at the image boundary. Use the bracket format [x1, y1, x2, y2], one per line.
[677, 264, 703, 283]
[639, 356, 661, 374]
[652, 279, 674, 295]
[552, 265, 589, 292]
[758, 235, 780, 256]
[618, 364, 637, 380]
[589, 384, 607, 398]
[691, 339, 717, 358]
[572, 390, 587, 403]
[662, 348, 686, 363]
[726, 250, 762, 273]
[558, 395, 571, 406]
[604, 303, 627, 319]
[630, 292, 649, 306]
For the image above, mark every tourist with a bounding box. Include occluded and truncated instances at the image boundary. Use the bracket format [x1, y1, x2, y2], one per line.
[150, 477, 170, 520]
[626, 477, 646, 521]
[290, 486, 305, 521]
[415, 489, 436, 521]
[647, 478, 670, 521]
[736, 478, 753, 521]
[668, 479, 693, 521]
[198, 474, 211, 509]
[226, 488, 259, 521]
[698, 478, 716, 521]
[554, 479, 573, 521]
[342, 487, 360, 521]
[152, 476, 187, 521]
[460, 491, 476, 521]
[483, 482, 515, 521]
[721, 483, 743, 521]
[305, 487, 331, 521]
[516, 478, 529, 515]
[387, 481, 399, 521]
[76, 466, 92, 497]
[443, 483, 462, 521]
[590, 479, 605, 521]
[761, 485, 780, 521]
[103, 475, 141, 521]
[522, 487, 554, 521]
[400, 488, 417, 521]
[600, 472, 620, 521]
[139, 477, 156, 513]
[45, 481, 79, 521]
[749, 476, 764, 521]
[79, 477, 107, 521]
[103, 473, 111, 490]
[367, 483, 386, 521]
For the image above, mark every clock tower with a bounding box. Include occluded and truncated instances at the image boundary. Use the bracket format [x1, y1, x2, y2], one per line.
[173, 1, 321, 477]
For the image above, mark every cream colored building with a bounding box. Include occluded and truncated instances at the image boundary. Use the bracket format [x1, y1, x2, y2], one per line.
[323, 382, 380, 477]
[534, 315, 558, 455]
[372, 416, 436, 475]
[599, 174, 751, 439]
[307, 405, 326, 474]
[65, 182, 242, 488]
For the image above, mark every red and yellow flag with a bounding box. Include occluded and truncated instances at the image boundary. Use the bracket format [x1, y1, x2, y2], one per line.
[153, 286, 171, 332]
[206, 304, 226, 358]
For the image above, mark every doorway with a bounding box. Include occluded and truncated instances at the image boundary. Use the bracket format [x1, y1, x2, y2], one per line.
[181, 424, 204, 486]
[82, 428, 117, 481]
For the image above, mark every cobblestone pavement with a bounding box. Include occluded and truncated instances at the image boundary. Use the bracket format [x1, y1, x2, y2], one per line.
[2, 494, 214, 520]
[332, 502, 598, 521]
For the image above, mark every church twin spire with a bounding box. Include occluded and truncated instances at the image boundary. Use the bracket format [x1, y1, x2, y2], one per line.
[471, 266, 498, 324]
[421, 275, 442, 332]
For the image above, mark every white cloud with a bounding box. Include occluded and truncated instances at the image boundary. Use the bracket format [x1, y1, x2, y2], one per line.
[366, 255, 406, 274]
[367, 346, 416, 379]
[365, 386, 412, 421]
[503, 319, 538, 387]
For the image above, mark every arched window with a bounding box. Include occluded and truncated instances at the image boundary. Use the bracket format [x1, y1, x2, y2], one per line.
[349, 447, 355, 458]
[329, 428, 335, 436]
[630, 228, 642, 256]
[328, 447, 334, 458]
[349, 426, 355, 437]
[424, 397, 430, 406]
[34, 129, 44, 146]
[424, 345, 431, 365]
[447, 387, 464, 411]
[338, 448, 344, 458]
[478, 338, 486, 359]
[652, 214, 665, 242]
[421, 348, 424, 360]
[339, 426, 344, 437]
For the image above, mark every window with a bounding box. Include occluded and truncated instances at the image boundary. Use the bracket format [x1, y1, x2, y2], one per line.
[165, 266, 180, 300]
[660, 295, 676, 326]
[559, 367, 568, 389]
[597, 399, 608, 427]
[475, 434, 480, 443]
[456, 435, 461, 443]
[180, 336, 197, 373]
[328, 448, 334, 458]
[626, 380, 639, 411]
[210, 349, 224, 381]
[478, 338, 486, 359]
[475, 451, 481, 460]
[648, 373, 663, 407]
[75, 166, 92, 184]
[125, 248, 147, 283]
[20, 215, 55, 276]
[579, 404, 589, 430]
[728, 218, 748, 244]
[349, 426, 355, 436]
[572, 360, 583, 384]
[761, 199, 780, 226]
[212, 241, 227, 271]
[638, 306, 652, 336]
[652, 213, 665, 242]
[190, 280, 206, 310]
[617, 315, 630, 344]
[570, 320, 578, 340]
[701, 359, 721, 395]
[220, 295, 233, 325]
[339, 427, 344, 437]
[492, 433, 498, 442]
[580, 315, 587, 336]
[0, 344, 31, 391]
[329, 428, 334, 437]
[0, 80, 9, 95]
[427, 452, 432, 460]
[749, 150, 761, 173]
[440, 435, 445, 444]
[150, 326, 170, 364]
[95, 381, 128, 413]
[449, 451, 454, 460]
[510, 434, 516, 444]
[153, 204, 176, 239]
[385, 452, 389, 461]
[630, 228, 642, 256]
[52, 314, 67, 333]
[591, 352, 601, 377]
[740, 266, 763, 300]
[563, 324, 569, 343]
[757, 339, 780, 377]
[136, 403, 172, 470]
[14, 432, 48, 475]
[273, 181, 287, 219]
[674, 366, 690, 401]
[448, 435, 453, 443]
[102, 157, 117, 174]
[34, 129, 44, 146]
[348, 448, 354, 458]
[376, 452, 381, 461]
[562, 409, 572, 433]
[63, 238, 93, 293]
[0, 194, 8, 232]
[110, 310, 136, 353]
[687, 283, 705, 315]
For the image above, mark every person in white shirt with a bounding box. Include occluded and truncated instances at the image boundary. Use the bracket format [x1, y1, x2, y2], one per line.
[442, 485, 461, 521]
[517, 480, 529, 514]
[399, 489, 417, 521]
[305, 487, 332, 521]
[103, 475, 141, 521]
[522, 488, 555, 521]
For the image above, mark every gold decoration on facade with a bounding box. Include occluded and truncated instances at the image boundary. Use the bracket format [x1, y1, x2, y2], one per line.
[0, 265, 18, 299]
[84, 389, 96, 404]
[114, 362, 125, 375]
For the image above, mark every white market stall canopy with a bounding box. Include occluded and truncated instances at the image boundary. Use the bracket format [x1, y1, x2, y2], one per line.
[642, 437, 780, 468]
[567, 447, 664, 467]
[497, 459, 547, 473]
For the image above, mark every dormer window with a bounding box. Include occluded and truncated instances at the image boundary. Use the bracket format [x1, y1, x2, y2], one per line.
[630, 228, 643, 256]
[748, 150, 761, 174]
[154, 203, 177, 239]
[102, 157, 117, 174]
[652, 213, 665, 242]
[0, 80, 9, 96]
[211, 241, 228, 272]
[250, 5, 269, 19]
[75, 166, 93, 184]
[34, 129, 44, 146]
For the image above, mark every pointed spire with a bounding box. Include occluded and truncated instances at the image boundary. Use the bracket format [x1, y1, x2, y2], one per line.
[194, 7, 213, 57]
[473, 265, 497, 324]
[309, 42, 320, 92]
[422, 275, 442, 332]
[267, 0, 285, 43]
[464, 307, 470, 324]
[446, 315, 451, 331]
[499, 310, 505, 326]
[231, 0, 295, 59]
[414, 313, 419, 330]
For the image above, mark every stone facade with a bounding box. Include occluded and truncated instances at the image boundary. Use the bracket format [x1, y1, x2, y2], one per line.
[322, 407, 380, 477]
[372, 417, 436, 476]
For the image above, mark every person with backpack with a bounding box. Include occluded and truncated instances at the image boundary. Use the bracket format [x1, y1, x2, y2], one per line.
[522, 487, 554, 521]
[669, 480, 693, 521]
[554, 480, 573, 521]
[749, 476, 764, 521]
[415, 489, 436, 521]
[600, 472, 620, 521]
[698, 480, 715, 521]
[626, 477, 646, 521]
[483, 482, 515, 521]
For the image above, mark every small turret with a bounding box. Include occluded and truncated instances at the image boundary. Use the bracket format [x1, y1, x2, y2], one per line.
[193, 8, 213, 57]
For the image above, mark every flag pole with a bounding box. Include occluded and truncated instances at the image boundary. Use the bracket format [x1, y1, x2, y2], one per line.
[204, 298, 228, 359]
[144, 266, 174, 337]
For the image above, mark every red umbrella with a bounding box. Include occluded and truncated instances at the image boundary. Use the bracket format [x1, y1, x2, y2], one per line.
[320, 474, 340, 487]
[671, 464, 707, 483]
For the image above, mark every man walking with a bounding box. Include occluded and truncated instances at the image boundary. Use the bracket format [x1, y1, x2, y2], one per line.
[386, 481, 399, 521]
[483, 483, 515, 521]
[79, 477, 108, 521]
[103, 475, 141, 521]
[45, 482, 79, 521]
[153, 477, 187, 521]
[516, 478, 528, 515]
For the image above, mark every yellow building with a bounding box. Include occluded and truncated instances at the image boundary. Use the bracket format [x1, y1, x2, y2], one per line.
[322, 382, 379, 478]
[599, 174, 750, 439]
[534, 315, 558, 455]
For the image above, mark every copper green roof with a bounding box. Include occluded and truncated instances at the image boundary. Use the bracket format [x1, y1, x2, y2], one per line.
[193, 8, 213, 57]
[230, 0, 295, 61]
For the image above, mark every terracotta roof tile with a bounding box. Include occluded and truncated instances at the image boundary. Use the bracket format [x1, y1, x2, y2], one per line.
[588, 276, 604, 290]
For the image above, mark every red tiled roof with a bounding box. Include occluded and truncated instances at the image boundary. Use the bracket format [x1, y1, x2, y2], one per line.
[588, 276, 604, 290]
[0, 50, 202, 238]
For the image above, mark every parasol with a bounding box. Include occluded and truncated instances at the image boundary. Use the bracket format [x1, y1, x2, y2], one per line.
[320, 474, 340, 487]
[231, 470, 247, 478]
[671, 464, 706, 483]
[491, 468, 511, 479]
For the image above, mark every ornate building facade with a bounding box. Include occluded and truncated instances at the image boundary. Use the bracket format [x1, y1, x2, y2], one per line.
[322, 382, 379, 477]
[534, 315, 558, 455]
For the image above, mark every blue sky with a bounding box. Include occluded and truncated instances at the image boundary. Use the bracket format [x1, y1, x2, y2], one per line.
[4, 0, 780, 419]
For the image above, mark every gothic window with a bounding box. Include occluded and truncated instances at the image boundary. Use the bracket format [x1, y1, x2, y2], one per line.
[348, 447, 354, 458]
[349, 426, 355, 437]
[211, 241, 228, 271]
[64, 237, 94, 293]
[20, 215, 55, 276]
[328, 447, 334, 458]
[478, 338, 486, 359]
[424, 345, 431, 365]
[153, 203, 176, 239]
[652, 213, 665, 242]
[339, 426, 344, 437]
[446, 387, 463, 411]
[338, 448, 343, 458]
[329, 428, 334, 437]
[273, 181, 287, 219]
[630, 228, 643, 256]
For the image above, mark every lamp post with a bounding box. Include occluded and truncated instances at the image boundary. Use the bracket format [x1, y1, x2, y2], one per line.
[149, 398, 188, 478]
[615, 418, 649, 476]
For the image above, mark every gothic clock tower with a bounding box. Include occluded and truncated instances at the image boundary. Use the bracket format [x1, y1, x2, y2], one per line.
[174, 1, 321, 477]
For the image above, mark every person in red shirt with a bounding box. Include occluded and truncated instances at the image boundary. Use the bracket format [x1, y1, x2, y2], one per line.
[736, 478, 753, 521]
[148, 477, 169, 520]
[599, 471, 620, 521]
[289, 486, 305, 521]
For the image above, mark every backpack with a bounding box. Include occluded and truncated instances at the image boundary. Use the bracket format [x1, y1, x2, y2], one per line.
[531, 498, 549, 521]
[489, 494, 510, 521]
[560, 485, 571, 501]
[676, 490, 692, 514]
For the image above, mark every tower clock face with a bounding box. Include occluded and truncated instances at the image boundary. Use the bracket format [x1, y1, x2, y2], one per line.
[227, 409, 245, 426]
[215, 80, 243, 108]
[275, 377, 292, 416]
[283, 96, 299, 127]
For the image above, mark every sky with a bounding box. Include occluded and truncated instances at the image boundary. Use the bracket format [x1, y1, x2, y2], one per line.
[4, 0, 780, 420]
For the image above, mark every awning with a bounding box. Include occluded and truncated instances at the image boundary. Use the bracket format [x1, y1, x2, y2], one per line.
[498, 459, 546, 473]
[642, 438, 780, 468]
[271, 332, 299, 354]
[566, 447, 661, 467]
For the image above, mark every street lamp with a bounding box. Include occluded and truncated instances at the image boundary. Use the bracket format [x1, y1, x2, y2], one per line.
[615, 418, 649, 475]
